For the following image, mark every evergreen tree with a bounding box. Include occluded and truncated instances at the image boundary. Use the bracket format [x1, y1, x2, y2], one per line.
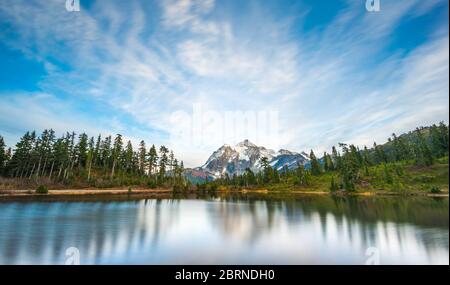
[309, 150, 321, 175]
[430, 122, 449, 158]
[169, 150, 175, 178]
[138, 140, 147, 175]
[260, 157, 271, 183]
[77, 133, 88, 168]
[86, 137, 95, 181]
[331, 146, 341, 171]
[158, 146, 169, 182]
[338, 143, 358, 192]
[0, 135, 6, 175]
[244, 168, 256, 186]
[148, 144, 158, 177]
[111, 134, 123, 178]
[373, 142, 388, 164]
[415, 128, 433, 166]
[93, 134, 101, 167]
[101, 135, 112, 170]
[323, 152, 329, 172]
[438, 122, 449, 156]
[330, 176, 338, 192]
[325, 153, 334, 171]
[124, 140, 134, 173]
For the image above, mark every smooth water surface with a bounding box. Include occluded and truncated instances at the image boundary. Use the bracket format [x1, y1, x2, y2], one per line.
[0, 194, 448, 264]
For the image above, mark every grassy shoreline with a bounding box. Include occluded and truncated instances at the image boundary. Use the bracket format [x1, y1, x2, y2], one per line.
[1, 161, 448, 199]
[0, 187, 447, 199]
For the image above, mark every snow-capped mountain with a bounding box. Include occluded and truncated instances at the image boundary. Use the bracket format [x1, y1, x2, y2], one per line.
[193, 139, 310, 179]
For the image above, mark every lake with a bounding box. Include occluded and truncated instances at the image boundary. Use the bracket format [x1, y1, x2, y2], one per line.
[0, 193, 448, 265]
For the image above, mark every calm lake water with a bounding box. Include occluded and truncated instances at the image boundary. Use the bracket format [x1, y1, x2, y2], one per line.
[0, 194, 448, 265]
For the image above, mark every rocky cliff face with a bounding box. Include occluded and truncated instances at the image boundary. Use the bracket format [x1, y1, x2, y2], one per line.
[193, 139, 309, 179]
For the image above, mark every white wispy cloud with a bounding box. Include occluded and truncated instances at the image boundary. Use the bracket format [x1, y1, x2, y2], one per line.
[0, 0, 448, 167]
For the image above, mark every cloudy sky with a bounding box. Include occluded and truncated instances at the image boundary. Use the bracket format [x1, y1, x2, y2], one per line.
[0, 0, 448, 167]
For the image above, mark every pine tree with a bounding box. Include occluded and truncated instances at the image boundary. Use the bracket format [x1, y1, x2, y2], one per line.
[93, 134, 101, 167]
[0, 135, 6, 175]
[323, 152, 329, 172]
[330, 176, 338, 192]
[325, 153, 334, 171]
[362, 146, 371, 175]
[309, 150, 321, 175]
[415, 128, 433, 166]
[158, 146, 169, 183]
[373, 142, 387, 164]
[331, 146, 341, 171]
[338, 143, 358, 192]
[138, 140, 147, 175]
[169, 150, 175, 178]
[77, 133, 88, 168]
[272, 167, 280, 183]
[148, 144, 158, 178]
[260, 157, 271, 183]
[430, 122, 449, 158]
[124, 140, 134, 173]
[244, 168, 256, 186]
[438, 122, 449, 156]
[111, 134, 123, 178]
[86, 137, 95, 181]
[101, 135, 112, 170]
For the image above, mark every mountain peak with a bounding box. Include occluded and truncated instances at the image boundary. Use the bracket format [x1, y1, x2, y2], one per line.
[195, 141, 310, 180]
[235, 139, 257, 148]
[278, 149, 298, 156]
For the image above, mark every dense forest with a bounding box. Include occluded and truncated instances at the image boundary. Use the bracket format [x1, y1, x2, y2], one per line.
[0, 131, 188, 190]
[202, 122, 449, 194]
[0, 122, 448, 193]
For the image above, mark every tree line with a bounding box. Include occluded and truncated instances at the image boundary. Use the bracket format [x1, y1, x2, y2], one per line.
[208, 122, 449, 192]
[0, 130, 187, 189]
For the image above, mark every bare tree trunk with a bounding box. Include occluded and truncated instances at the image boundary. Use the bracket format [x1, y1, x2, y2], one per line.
[58, 163, 63, 179]
[41, 158, 47, 177]
[20, 161, 29, 178]
[111, 160, 116, 179]
[35, 157, 42, 178]
[49, 161, 55, 179]
[70, 159, 75, 174]
[29, 163, 36, 179]
[87, 160, 92, 181]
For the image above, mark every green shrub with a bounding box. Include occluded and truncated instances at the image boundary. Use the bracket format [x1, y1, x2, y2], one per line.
[430, 186, 441, 194]
[147, 180, 157, 189]
[196, 183, 207, 192]
[36, 185, 48, 194]
[413, 175, 435, 183]
[172, 184, 183, 193]
[329, 176, 339, 192]
[208, 184, 218, 192]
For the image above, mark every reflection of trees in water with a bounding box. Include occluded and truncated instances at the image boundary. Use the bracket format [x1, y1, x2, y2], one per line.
[0, 199, 181, 264]
[206, 199, 280, 242]
[0, 196, 447, 264]
[206, 194, 448, 255]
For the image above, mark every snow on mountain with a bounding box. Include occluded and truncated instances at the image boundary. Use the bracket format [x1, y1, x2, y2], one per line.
[196, 139, 310, 179]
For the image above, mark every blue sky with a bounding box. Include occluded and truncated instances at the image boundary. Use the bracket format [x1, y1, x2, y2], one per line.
[0, 0, 448, 167]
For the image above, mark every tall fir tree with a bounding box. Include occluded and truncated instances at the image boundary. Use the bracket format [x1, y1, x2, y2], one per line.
[309, 150, 321, 175]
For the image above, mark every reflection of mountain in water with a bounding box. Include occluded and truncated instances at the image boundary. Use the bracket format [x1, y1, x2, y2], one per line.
[0, 196, 448, 264]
